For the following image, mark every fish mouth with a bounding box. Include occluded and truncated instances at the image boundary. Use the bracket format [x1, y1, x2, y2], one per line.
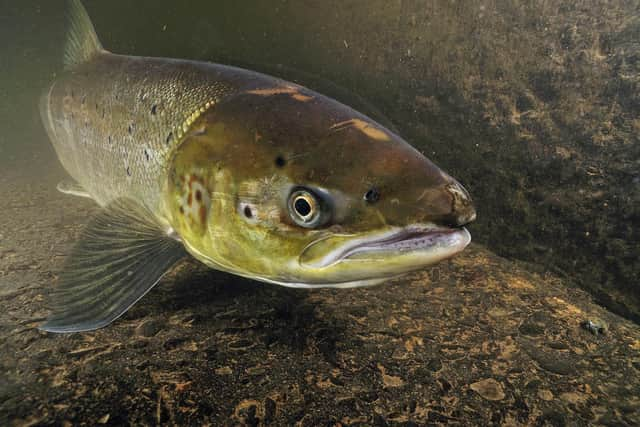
[299, 225, 471, 271]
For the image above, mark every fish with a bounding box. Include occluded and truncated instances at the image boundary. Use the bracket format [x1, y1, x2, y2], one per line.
[39, 0, 476, 333]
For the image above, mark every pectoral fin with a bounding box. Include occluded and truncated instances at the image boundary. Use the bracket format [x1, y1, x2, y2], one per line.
[41, 198, 186, 333]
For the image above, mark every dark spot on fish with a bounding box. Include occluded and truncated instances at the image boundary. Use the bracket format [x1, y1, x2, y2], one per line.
[128, 124, 134, 134]
[244, 205, 253, 219]
[151, 104, 158, 115]
[179, 206, 184, 214]
[126, 166, 131, 177]
[195, 190, 202, 202]
[95, 103, 99, 112]
[70, 90, 75, 98]
[144, 149, 150, 161]
[166, 132, 173, 145]
[81, 95, 86, 105]
[364, 187, 380, 204]
[108, 135, 112, 144]
[275, 155, 286, 168]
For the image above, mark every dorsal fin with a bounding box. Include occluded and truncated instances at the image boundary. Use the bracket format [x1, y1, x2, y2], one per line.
[64, 0, 105, 69]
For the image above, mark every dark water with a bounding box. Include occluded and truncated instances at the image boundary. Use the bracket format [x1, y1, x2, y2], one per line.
[1, 1, 639, 424]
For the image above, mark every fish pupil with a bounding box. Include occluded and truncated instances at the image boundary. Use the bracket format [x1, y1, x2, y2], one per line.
[294, 198, 312, 217]
[243, 205, 253, 218]
[275, 156, 286, 168]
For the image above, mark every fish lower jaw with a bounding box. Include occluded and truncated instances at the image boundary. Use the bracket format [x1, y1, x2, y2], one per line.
[300, 224, 471, 270]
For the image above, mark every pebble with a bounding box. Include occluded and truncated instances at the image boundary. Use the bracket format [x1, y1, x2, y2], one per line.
[581, 319, 607, 335]
[135, 319, 162, 337]
[470, 378, 506, 401]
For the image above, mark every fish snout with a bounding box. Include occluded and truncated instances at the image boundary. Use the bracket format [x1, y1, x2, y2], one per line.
[442, 180, 476, 227]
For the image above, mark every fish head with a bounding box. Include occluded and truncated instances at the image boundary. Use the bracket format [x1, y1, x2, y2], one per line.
[166, 84, 476, 287]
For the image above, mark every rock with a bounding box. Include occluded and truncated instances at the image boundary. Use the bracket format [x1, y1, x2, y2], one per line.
[97, 414, 110, 424]
[470, 378, 506, 401]
[538, 389, 554, 401]
[134, 319, 162, 337]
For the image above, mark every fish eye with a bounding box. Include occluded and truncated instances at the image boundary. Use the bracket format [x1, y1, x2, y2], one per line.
[288, 188, 329, 228]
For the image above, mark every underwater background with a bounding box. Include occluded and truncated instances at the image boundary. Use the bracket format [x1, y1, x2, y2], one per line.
[1, 0, 639, 425]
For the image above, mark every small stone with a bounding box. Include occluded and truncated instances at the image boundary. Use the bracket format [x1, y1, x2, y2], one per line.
[581, 319, 607, 335]
[519, 322, 545, 336]
[264, 397, 276, 423]
[538, 389, 554, 401]
[470, 378, 506, 401]
[135, 319, 162, 337]
[560, 392, 587, 404]
[163, 337, 187, 350]
[377, 364, 405, 388]
[215, 366, 232, 375]
[425, 358, 442, 372]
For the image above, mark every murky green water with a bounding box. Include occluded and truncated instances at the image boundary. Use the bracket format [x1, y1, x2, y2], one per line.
[1, 1, 639, 424]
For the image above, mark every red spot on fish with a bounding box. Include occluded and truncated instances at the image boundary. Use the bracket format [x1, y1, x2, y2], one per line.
[195, 190, 202, 202]
[199, 206, 207, 224]
[187, 193, 192, 206]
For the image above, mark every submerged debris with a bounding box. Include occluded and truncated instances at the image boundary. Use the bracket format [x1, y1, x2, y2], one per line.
[581, 319, 608, 335]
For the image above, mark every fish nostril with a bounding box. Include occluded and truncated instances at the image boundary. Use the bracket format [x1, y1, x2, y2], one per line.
[446, 181, 471, 203]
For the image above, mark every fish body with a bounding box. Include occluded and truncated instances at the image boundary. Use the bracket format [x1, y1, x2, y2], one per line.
[40, 1, 476, 332]
[42, 54, 280, 211]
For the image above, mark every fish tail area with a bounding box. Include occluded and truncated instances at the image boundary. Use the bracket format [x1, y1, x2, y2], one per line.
[64, 0, 106, 69]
